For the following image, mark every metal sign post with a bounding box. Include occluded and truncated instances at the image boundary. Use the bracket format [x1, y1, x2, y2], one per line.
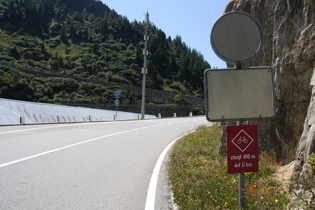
[114, 91, 121, 120]
[206, 11, 275, 209]
[114, 99, 120, 120]
[239, 172, 246, 209]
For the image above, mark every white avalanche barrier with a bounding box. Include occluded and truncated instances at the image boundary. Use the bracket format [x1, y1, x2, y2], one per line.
[0, 98, 156, 125]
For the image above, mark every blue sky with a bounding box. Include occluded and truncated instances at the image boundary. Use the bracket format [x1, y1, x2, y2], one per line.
[101, 0, 231, 68]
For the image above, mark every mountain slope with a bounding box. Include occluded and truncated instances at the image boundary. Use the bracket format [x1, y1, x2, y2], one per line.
[0, 0, 210, 106]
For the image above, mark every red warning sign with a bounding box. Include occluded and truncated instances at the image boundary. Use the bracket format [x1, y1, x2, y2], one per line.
[226, 125, 259, 174]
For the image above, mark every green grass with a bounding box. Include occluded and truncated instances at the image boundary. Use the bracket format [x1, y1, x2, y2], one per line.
[169, 124, 290, 209]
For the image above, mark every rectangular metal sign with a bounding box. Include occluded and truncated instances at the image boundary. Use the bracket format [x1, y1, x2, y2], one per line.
[226, 125, 259, 174]
[114, 91, 122, 99]
[204, 67, 275, 122]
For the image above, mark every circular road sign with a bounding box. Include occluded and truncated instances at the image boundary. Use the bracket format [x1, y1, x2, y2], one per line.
[210, 11, 263, 64]
[114, 99, 120, 106]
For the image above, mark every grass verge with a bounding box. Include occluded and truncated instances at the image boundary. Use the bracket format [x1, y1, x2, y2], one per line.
[169, 124, 290, 209]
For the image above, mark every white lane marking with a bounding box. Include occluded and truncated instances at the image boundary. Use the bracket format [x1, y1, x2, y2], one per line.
[0, 119, 159, 135]
[145, 130, 195, 210]
[0, 130, 129, 168]
[0, 121, 113, 135]
[0, 117, 204, 135]
[0, 124, 79, 135]
[0, 118, 205, 168]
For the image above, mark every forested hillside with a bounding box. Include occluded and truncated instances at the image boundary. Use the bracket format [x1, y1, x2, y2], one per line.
[0, 0, 210, 105]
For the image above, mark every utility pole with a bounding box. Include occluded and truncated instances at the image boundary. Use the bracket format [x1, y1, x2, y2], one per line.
[141, 11, 149, 119]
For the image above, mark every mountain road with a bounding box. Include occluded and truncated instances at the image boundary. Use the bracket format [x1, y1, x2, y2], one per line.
[0, 116, 211, 209]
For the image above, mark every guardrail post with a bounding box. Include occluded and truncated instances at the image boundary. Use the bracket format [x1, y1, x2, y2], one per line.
[20, 116, 25, 124]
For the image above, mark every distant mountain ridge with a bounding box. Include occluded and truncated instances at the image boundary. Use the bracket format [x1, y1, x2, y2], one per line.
[0, 0, 210, 108]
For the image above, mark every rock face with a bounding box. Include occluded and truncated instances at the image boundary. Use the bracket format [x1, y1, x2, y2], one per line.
[294, 65, 315, 179]
[223, 0, 315, 177]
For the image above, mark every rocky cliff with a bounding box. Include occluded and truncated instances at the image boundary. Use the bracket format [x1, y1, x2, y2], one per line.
[224, 0, 315, 179]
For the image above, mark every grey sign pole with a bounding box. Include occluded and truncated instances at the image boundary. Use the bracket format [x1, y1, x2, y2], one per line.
[239, 172, 246, 209]
[238, 121, 246, 209]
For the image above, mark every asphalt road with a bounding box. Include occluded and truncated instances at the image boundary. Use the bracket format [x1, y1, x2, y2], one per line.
[0, 116, 210, 210]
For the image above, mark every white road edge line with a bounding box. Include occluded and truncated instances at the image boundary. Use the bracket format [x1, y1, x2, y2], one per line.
[145, 130, 196, 210]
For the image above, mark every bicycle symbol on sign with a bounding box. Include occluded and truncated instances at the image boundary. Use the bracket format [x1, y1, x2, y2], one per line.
[237, 136, 248, 144]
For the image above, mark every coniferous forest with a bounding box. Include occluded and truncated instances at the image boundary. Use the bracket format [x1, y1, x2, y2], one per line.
[0, 0, 210, 108]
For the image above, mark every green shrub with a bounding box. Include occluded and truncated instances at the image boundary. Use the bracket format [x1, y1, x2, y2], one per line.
[307, 153, 315, 174]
